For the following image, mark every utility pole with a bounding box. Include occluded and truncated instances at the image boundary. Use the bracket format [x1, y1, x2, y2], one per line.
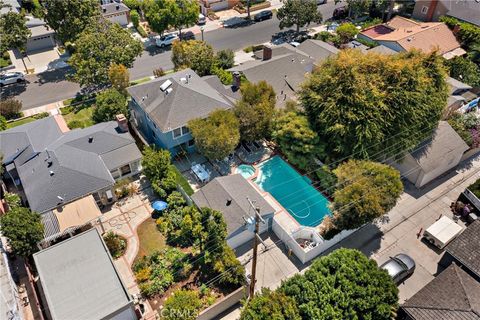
[247, 198, 265, 299]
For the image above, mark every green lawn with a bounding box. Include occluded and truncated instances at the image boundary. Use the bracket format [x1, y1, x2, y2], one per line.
[171, 165, 194, 196]
[135, 218, 166, 261]
[6, 117, 36, 129]
[61, 104, 95, 129]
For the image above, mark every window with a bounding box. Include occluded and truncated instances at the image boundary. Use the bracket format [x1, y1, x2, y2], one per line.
[152, 130, 156, 138]
[173, 127, 182, 138]
[181, 126, 190, 135]
[110, 169, 121, 179]
[120, 164, 132, 176]
[421, 6, 428, 14]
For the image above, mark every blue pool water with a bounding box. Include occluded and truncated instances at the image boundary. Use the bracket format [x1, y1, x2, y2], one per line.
[235, 164, 256, 179]
[254, 156, 331, 227]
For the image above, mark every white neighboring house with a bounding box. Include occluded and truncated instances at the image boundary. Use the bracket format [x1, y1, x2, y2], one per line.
[392, 121, 469, 188]
[101, 2, 131, 27]
[191, 174, 276, 249]
[25, 17, 56, 53]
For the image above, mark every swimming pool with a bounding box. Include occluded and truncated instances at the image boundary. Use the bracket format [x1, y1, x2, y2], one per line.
[254, 156, 331, 227]
[235, 164, 256, 179]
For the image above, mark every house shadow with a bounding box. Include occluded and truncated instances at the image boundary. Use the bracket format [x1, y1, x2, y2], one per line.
[144, 43, 171, 56]
[1, 81, 27, 99]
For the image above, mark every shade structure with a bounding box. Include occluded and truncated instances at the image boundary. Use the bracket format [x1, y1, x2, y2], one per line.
[152, 200, 168, 211]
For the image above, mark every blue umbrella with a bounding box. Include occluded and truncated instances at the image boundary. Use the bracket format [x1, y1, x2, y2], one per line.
[152, 201, 168, 211]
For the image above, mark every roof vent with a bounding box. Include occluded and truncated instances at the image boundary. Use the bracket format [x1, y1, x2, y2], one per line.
[165, 87, 173, 95]
[180, 77, 187, 84]
[49, 170, 54, 176]
[88, 136, 94, 143]
[226, 199, 232, 206]
[47, 161, 53, 167]
[160, 79, 173, 91]
[57, 195, 64, 202]
[116, 4, 119, 10]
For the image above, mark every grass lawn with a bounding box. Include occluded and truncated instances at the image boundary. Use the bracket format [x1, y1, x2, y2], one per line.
[171, 165, 194, 195]
[61, 102, 95, 129]
[6, 117, 36, 129]
[135, 217, 166, 261]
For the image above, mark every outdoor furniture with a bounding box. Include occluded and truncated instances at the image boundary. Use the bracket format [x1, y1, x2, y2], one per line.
[191, 164, 210, 183]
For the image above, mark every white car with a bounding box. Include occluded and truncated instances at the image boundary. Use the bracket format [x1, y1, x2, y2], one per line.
[155, 34, 178, 47]
[0, 72, 25, 86]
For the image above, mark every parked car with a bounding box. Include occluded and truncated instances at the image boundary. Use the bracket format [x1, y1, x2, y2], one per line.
[254, 10, 273, 22]
[333, 6, 348, 19]
[155, 33, 178, 47]
[0, 72, 25, 86]
[223, 17, 251, 28]
[198, 13, 206, 25]
[179, 31, 195, 41]
[380, 253, 415, 284]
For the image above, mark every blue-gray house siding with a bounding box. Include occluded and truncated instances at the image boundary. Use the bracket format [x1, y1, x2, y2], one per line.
[130, 99, 195, 156]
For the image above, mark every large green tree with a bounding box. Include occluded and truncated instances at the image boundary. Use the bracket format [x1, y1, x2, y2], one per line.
[446, 56, 480, 87]
[0, 11, 31, 52]
[92, 88, 128, 123]
[335, 0, 372, 19]
[0, 207, 44, 257]
[42, 0, 100, 43]
[141, 147, 177, 198]
[69, 20, 143, 87]
[240, 288, 301, 320]
[272, 110, 325, 170]
[280, 248, 398, 319]
[332, 160, 403, 230]
[170, 0, 199, 36]
[143, 0, 198, 36]
[234, 81, 276, 142]
[188, 109, 240, 160]
[277, 0, 322, 33]
[300, 49, 449, 160]
[171, 40, 215, 76]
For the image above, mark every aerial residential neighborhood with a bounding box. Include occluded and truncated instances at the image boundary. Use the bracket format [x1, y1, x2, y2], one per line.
[0, 0, 480, 319]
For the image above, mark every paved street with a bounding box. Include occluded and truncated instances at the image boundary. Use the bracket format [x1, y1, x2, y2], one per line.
[1, 1, 341, 110]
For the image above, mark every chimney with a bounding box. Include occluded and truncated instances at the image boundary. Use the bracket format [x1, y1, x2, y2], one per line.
[425, 0, 438, 21]
[226, 199, 232, 206]
[263, 46, 272, 61]
[103, 7, 106, 13]
[116, 114, 129, 133]
[116, 4, 119, 10]
[232, 71, 241, 90]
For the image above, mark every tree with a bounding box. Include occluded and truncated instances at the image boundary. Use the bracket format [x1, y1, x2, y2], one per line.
[335, 22, 359, 44]
[123, 0, 143, 10]
[446, 56, 480, 87]
[143, 0, 174, 35]
[240, 288, 301, 320]
[332, 160, 402, 230]
[0, 207, 44, 257]
[92, 89, 127, 123]
[3, 192, 21, 209]
[108, 63, 130, 95]
[170, 0, 199, 36]
[335, 0, 372, 19]
[234, 81, 276, 142]
[0, 98, 22, 120]
[188, 109, 240, 160]
[0, 115, 6, 131]
[272, 111, 325, 170]
[215, 49, 235, 69]
[277, 0, 322, 33]
[69, 20, 143, 87]
[141, 147, 177, 198]
[103, 231, 126, 259]
[469, 42, 480, 64]
[42, 0, 100, 43]
[130, 9, 140, 28]
[0, 11, 31, 53]
[162, 289, 202, 320]
[300, 49, 449, 160]
[171, 40, 215, 76]
[280, 248, 398, 319]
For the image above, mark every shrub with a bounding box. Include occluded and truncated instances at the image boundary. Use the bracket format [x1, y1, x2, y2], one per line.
[137, 24, 148, 38]
[67, 120, 85, 129]
[0, 99, 22, 120]
[0, 115, 6, 131]
[356, 37, 377, 48]
[215, 49, 235, 69]
[315, 31, 333, 42]
[92, 88, 127, 123]
[336, 22, 359, 44]
[33, 112, 49, 119]
[153, 67, 165, 78]
[3, 192, 21, 209]
[163, 289, 202, 320]
[130, 9, 140, 28]
[211, 66, 233, 85]
[64, 41, 75, 54]
[103, 231, 127, 259]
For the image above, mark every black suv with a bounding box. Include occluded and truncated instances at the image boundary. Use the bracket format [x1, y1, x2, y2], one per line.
[179, 31, 195, 41]
[254, 10, 273, 22]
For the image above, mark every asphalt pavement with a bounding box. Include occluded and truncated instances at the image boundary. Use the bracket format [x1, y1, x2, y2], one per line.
[2, 1, 341, 110]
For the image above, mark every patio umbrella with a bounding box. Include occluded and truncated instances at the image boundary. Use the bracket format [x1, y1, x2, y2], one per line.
[152, 201, 168, 211]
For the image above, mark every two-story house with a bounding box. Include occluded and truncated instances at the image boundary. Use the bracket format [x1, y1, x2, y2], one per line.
[127, 69, 238, 156]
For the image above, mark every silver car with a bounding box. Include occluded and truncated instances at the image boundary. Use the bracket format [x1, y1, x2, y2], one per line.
[380, 253, 415, 284]
[0, 72, 25, 86]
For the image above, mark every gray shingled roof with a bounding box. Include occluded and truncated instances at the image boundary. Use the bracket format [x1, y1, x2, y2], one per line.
[410, 121, 469, 172]
[191, 174, 275, 234]
[127, 69, 234, 131]
[402, 264, 480, 320]
[101, 2, 130, 15]
[297, 39, 339, 62]
[446, 220, 480, 279]
[367, 45, 397, 55]
[447, 1, 480, 27]
[33, 229, 133, 320]
[447, 76, 472, 95]
[0, 118, 142, 213]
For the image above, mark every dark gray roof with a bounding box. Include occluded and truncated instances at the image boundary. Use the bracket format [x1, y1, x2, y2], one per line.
[0, 118, 142, 213]
[33, 229, 133, 320]
[367, 45, 397, 55]
[127, 69, 234, 131]
[202, 75, 241, 103]
[345, 40, 369, 52]
[402, 264, 480, 320]
[296, 39, 339, 63]
[410, 121, 469, 172]
[191, 174, 275, 234]
[447, 77, 472, 95]
[447, 1, 480, 27]
[230, 53, 314, 105]
[101, 2, 130, 15]
[446, 220, 480, 279]
[29, 25, 55, 38]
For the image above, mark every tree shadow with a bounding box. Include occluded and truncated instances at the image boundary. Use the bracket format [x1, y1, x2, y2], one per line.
[35, 67, 73, 85]
[1, 82, 28, 99]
